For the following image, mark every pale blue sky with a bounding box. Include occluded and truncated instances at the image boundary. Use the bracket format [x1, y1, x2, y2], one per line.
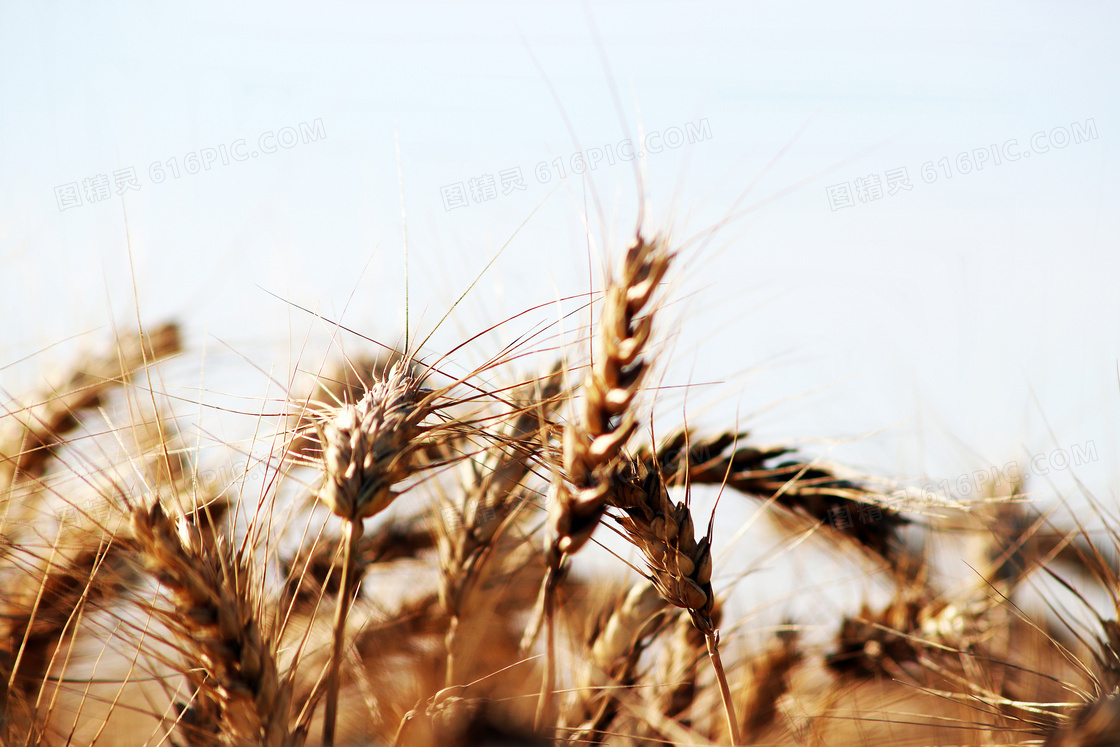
[2, 1, 1117, 512]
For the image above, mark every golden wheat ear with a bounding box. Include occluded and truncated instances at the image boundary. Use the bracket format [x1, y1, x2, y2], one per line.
[566, 581, 669, 744]
[605, 455, 741, 743]
[1, 322, 181, 494]
[546, 233, 672, 571]
[130, 501, 300, 746]
[529, 232, 673, 732]
[655, 602, 722, 731]
[737, 627, 801, 742]
[313, 359, 429, 745]
[285, 349, 424, 461]
[439, 364, 563, 687]
[313, 353, 492, 745]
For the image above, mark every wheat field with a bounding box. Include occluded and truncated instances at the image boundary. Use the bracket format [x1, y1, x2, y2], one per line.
[1, 226, 1117, 747]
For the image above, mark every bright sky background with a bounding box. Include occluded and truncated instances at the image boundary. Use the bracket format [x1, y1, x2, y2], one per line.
[2, 0, 1117, 555]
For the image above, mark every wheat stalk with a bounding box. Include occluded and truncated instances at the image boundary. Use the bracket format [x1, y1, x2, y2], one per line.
[656, 602, 722, 733]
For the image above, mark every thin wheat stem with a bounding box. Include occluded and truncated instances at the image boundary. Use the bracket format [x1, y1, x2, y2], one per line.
[534, 569, 558, 735]
[707, 631, 741, 745]
[323, 517, 362, 746]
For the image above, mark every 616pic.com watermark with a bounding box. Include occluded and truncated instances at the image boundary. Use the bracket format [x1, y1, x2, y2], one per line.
[921, 440, 1100, 500]
[826, 117, 1098, 211]
[52, 119, 327, 212]
[439, 118, 713, 211]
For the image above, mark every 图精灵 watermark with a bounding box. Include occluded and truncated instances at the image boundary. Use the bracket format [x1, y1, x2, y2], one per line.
[54, 497, 114, 524]
[826, 117, 1099, 211]
[438, 504, 497, 532]
[53, 119, 327, 212]
[439, 118, 713, 211]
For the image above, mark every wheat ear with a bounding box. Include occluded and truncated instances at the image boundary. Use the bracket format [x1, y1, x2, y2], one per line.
[315, 359, 431, 745]
[546, 234, 671, 570]
[130, 501, 299, 746]
[440, 366, 562, 686]
[608, 456, 742, 743]
[738, 628, 801, 741]
[568, 582, 668, 744]
[532, 233, 671, 728]
[1, 322, 181, 496]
